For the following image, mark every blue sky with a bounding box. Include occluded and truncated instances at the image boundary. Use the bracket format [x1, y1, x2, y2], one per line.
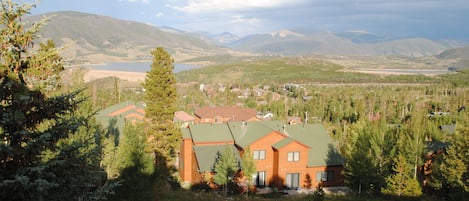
[25, 0, 469, 41]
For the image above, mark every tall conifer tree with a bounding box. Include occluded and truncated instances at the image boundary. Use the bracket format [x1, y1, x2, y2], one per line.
[142, 47, 180, 174]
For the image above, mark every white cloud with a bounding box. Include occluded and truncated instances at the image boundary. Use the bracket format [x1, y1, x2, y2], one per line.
[170, 0, 305, 13]
[155, 12, 164, 17]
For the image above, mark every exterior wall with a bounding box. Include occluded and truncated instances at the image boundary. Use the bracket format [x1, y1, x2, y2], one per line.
[304, 165, 344, 188]
[179, 138, 193, 184]
[248, 132, 286, 187]
[275, 142, 309, 188]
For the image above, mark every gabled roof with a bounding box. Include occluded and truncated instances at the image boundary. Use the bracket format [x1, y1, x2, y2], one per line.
[272, 137, 310, 150]
[284, 124, 344, 167]
[228, 121, 282, 148]
[193, 144, 241, 172]
[186, 123, 234, 144]
[174, 111, 194, 122]
[98, 100, 146, 118]
[96, 101, 146, 139]
[194, 106, 259, 122]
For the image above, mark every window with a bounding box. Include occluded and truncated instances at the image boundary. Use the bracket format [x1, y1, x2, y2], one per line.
[316, 171, 334, 182]
[286, 173, 300, 188]
[253, 171, 266, 186]
[253, 150, 266, 160]
[287, 152, 300, 162]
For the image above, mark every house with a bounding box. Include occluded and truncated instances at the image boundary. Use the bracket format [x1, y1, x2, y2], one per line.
[97, 101, 195, 134]
[174, 111, 195, 128]
[178, 120, 344, 190]
[193, 106, 261, 124]
[96, 101, 146, 139]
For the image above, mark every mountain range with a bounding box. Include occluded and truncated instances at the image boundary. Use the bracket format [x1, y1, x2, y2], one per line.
[28, 11, 467, 64]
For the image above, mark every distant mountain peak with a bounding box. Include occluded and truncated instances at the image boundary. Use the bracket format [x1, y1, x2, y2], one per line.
[270, 29, 304, 38]
[343, 30, 375, 35]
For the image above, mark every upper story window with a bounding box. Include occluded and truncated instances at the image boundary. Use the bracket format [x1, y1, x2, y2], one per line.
[287, 151, 300, 162]
[253, 150, 266, 160]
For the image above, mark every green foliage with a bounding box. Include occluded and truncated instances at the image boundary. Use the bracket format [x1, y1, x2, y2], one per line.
[309, 185, 326, 201]
[0, 1, 113, 200]
[213, 145, 239, 195]
[381, 154, 422, 197]
[26, 40, 64, 92]
[108, 123, 155, 201]
[240, 147, 257, 186]
[343, 121, 390, 195]
[143, 47, 180, 164]
[430, 117, 469, 196]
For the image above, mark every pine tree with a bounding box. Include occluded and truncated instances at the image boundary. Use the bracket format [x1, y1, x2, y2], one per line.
[241, 147, 257, 187]
[109, 123, 155, 201]
[343, 121, 382, 195]
[142, 47, 180, 173]
[381, 153, 422, 197]
[213, 145, 239, 196]
[431, 118, 469, 196]
[0, 1, 113, 200]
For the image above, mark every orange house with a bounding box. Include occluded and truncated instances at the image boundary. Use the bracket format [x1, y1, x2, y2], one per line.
[178, 121, 344, 190]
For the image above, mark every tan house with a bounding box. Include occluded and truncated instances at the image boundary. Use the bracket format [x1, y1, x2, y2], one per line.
[178, 120, 344, 190]
[193, 106, 261, 124]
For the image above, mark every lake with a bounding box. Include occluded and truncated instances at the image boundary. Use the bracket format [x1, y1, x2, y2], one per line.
[82, 62, 200, 73]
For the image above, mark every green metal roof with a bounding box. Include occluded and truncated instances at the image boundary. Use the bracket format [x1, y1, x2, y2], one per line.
[193, 144, 241, 172]
[181, 128, 192, 139]
[228, 121, 284, 148]
[189, 123, 234, 143]
[97, 101, 145, 117]
[282, 124, 344, 167]
[272, 138, 295, 149]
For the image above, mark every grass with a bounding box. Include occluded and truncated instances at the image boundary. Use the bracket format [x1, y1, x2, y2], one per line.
[159, 190, 444, 201]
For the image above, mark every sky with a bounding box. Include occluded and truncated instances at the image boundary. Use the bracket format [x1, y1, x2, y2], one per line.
[24, 0, 469, 41]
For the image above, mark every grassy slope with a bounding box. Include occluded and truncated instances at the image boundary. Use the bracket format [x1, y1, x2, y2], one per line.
[175, 57, 448, 85]
[29, 11, 229, 63]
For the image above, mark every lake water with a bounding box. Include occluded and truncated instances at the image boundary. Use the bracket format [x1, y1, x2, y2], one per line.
[83, 62, 200, 73]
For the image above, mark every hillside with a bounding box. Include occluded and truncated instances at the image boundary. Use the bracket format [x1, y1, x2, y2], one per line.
[24, 12, 466, 67]
[437, 46, 469, 59]
[436, 46, 469, 69]
[28, 11, 233, 64]
[231, 30, 461, 57]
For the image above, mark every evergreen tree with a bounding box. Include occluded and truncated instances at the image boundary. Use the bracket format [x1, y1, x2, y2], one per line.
[241, 147, 257, 187]
[343, 121, 383, 195]
[0, 1, 113, 200]
[431, 118, 469, 197]
[109, 123, 155, 201]
[213, 145, 239, 196]
[142, 47, 180, 173]
[381, 153, 422, 197]
[26, 39, 64, 92]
